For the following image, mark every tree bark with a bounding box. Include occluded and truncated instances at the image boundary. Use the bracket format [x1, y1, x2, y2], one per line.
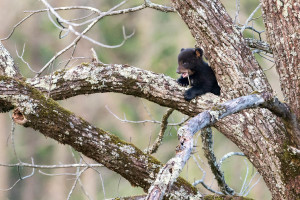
[0, 76, 201, 199]
[260, 0, 300, 120]
[170, 0, 299, 199]
[0, 0, 299, 199]
[0, 59, 298, 199]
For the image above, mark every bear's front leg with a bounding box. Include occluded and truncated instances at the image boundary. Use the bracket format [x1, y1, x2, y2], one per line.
[177, 76, 189, 87]
[184, 87, 205, 101]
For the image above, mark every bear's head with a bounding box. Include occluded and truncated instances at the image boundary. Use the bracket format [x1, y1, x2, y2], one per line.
[176, 48, 203, 78]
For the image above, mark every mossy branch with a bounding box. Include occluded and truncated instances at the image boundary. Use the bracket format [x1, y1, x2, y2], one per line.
[0, 76, 200, 199]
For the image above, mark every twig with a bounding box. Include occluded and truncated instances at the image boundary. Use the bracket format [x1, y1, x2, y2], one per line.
[78, 179, 93, 200]
[67, 166, 88, 200]
[241, 3, 262, 33]
[0, 158, 35, 191]
[192, 155, 223, 195]
[243, 175, 262, 196]
[0, 13, 36, 41]
[239, 159, 249, 195]
[219, 152, 245, 166]
[16, 44, 39, 73]
[234, 0, 240, 24]
[0, 162, 103, 169]
[105, 105, 185, 126]
[80, 154, 106, 198]
[145, 108, 174, 154]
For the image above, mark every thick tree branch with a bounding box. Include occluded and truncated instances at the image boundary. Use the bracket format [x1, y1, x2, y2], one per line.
[25, 63, 217, 115]
[24, 63, 299, 146]
[1, 59, 298, 199]
[169, 0, 299, 198]
[0, 76, 200, 199]
[146, 92, 292, 199]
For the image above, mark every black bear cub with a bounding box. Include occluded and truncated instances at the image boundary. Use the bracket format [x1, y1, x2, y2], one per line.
[176, 48, 220, 101]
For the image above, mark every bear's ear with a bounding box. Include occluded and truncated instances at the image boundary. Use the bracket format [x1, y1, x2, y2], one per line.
[195, 48, 203, 58]
[180, 48, 185, 52]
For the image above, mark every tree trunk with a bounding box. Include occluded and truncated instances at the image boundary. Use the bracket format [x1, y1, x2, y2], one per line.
[0, 0, 299, 199]
[170, 0, 299, 199]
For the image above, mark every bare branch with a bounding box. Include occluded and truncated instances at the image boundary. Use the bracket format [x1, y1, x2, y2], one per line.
[146, 92, 292, 199]
[16, 44, 39, 73]
[36, 1, 135, 76]
[201, 127, 235, 195]
[244, 38, 272, 54]
[240, 3, 262, 33]
[0, 162, 103, 169]
[192, 155, 223, 195]
[0, 158, 35, 191]
[145, 108, 174, 154]
[106, 105, 184, 126]
[67, 166, 88, 200]
[219, 152, 245, 166]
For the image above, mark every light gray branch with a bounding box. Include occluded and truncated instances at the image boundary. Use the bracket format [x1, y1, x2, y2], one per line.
[146, 93, 285, 199]
[244, 38, 272, 54]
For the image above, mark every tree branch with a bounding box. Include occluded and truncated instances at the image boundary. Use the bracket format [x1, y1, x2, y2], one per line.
[0, 76, 202, 198]
[260, 0, 300, 121]
[146, 92, 290, 199]
[201, 127, 235, 195]
[244, 38, 272, 54]
[145, 108, 174, 154]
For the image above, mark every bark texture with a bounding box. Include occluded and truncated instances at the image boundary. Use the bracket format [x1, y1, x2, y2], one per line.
[170, 0, 299, 199]
[0, 76, 200, 199]
[260, 0, 300, 120]
[0, 60, 298, 199]
[0, 0, 299, 199]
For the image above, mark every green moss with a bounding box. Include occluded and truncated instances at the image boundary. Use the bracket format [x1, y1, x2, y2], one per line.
[203, 195, 253, 200]
[81, 62, 90, 66]
[280, 142, 300, 181]
[251, 91, 260, 94]
[211, 105, 226, 111]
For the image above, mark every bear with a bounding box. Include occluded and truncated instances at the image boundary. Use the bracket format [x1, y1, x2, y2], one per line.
[176, 48, 220, 101]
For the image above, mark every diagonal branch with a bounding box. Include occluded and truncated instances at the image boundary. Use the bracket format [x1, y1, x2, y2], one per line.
[146, 92, 290, 199]
[201, 127, 235, 195]
[0, 76, 200, 199]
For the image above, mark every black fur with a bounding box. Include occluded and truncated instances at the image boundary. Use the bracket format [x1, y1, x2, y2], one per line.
[176, 48, 220, 101]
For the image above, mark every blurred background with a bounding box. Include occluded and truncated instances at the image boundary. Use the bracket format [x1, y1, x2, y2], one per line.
[0, 0, 281, 199]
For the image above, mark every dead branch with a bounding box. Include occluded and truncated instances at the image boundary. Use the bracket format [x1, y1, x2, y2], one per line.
[145, 108, 174, 154]
[201, 127, 235, 195]
[146, 92, 292, 199]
